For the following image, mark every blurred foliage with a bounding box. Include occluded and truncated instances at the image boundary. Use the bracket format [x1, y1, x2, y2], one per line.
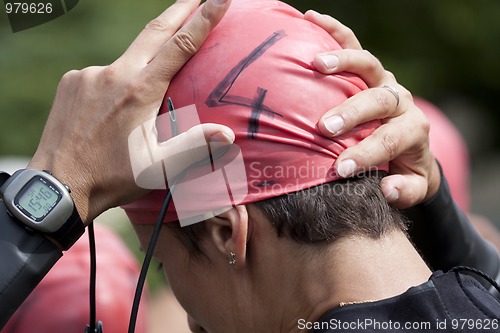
[1, 0, 499, 156]
[0, 0, 174, 290]
[0, 0, 174, 155]
[1, 0, 499, 285]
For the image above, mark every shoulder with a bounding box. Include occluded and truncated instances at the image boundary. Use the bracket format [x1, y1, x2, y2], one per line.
[311, 271, 500, 333]
[431, 270, 500, 319]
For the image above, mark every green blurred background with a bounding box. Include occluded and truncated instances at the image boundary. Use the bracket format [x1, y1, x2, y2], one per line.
[1, 0, 499, 222]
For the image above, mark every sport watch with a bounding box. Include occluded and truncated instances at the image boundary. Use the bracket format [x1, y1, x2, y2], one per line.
[0, 169, 84, 250]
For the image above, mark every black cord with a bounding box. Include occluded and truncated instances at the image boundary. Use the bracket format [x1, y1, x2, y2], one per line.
[127, 96, 231, 332]
[89, 222, 96, 331]
[128, 97, 180, 333]
[127, 180, 178, 333]
[125, 147, 222, 332]
[86, 222, 103, 332]
[450, 265, 500, 295]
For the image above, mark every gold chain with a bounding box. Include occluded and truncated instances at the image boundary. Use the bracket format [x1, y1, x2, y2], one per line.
[339, 300, 375, 307]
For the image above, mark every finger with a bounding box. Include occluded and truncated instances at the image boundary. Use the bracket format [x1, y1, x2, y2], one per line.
[381, 174, 428, 209]
[333, 118, 423, 177]
[143, 0, 231, 96]
[120, 0, 202, 65]
[131, 123, 235, 189]
[314, 49, 388, 87]
[160, 123, 235, 181]
[304, 10, 362, 50]
[318, 86, 404, 137]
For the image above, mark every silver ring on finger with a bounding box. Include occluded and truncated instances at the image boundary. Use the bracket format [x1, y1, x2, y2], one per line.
[382, 85, 400, 107]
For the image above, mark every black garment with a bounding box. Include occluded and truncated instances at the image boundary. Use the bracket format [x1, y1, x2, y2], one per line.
[405, 168, 500, 290]
[0, 201, 62, 329]
[311, 271, 500, 333]
[0, 164, 499, 329]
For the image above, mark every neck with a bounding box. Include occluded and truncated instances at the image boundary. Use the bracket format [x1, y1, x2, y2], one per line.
[254, 230, 432, 333]
[319, 231, 431, 306]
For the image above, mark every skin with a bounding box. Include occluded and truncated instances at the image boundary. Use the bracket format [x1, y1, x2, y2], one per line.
[19, 1, 440, 331]
[134, 205, 432, 333]
[304, 10, 440, 209]
[27, 0, 235, 227]
[305, 10, 500, 257]
[25, 3, 437, 231]
[133, 10, 441, 333]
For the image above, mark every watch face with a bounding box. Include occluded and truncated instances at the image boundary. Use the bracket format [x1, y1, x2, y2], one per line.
[15, 176, 62, 222]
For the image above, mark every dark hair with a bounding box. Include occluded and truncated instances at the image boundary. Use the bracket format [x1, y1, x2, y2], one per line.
[167, 171, 408, 256]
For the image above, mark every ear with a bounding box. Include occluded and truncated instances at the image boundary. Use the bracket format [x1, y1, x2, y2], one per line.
[205, 205, 249, 268]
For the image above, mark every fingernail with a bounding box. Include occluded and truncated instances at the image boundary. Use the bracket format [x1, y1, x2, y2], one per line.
[212, 0, 227, 5]
[210, 131, 234, 143]
[307, 9, 321, 17]
[323, 115, 344, 134]
[337, 159, 357, 178]
[319, 55, 339, 69]
[385, 188, 400, 202]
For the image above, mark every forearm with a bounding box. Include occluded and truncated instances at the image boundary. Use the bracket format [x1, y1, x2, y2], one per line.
[404, 164, 500, 289]
[0, 0, 233, 329]
[0, 202, 62, 329]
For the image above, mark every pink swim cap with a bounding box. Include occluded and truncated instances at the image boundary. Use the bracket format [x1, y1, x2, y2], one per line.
[2, 225, 148, 333]
[414, 97, 470, 211]
[124, 0, 386, 224]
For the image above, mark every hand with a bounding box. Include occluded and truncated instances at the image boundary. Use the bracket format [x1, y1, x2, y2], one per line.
[305, 10, 440, 209]
[28, 0, 234, 225]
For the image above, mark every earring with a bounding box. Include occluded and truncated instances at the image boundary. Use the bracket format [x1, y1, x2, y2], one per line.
[228, 251, 236, 266]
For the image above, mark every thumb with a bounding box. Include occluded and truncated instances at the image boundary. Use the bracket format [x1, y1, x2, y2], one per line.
[129, 123, 235, 189]
[381, 174, 427, 209]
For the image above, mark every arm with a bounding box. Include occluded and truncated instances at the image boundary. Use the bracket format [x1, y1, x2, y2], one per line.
[306, 11, 500, 288]
[0, 0, 233, 328]
[405, 163, 500, 289]
[0, 202, 61, 329]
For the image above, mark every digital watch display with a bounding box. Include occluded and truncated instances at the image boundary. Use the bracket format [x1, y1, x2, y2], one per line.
[15, 176, 63, 222]
[0, 169, 83, 247]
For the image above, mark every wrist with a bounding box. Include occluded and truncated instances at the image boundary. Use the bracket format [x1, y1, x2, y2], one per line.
[28, 155, 93, 226]
[0, 168, 86, 250]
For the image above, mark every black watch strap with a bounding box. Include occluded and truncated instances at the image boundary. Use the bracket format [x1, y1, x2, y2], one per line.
[1, 170, 85, 251]
[46, 205, 85, 250]
[0, 172, 10, 187]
